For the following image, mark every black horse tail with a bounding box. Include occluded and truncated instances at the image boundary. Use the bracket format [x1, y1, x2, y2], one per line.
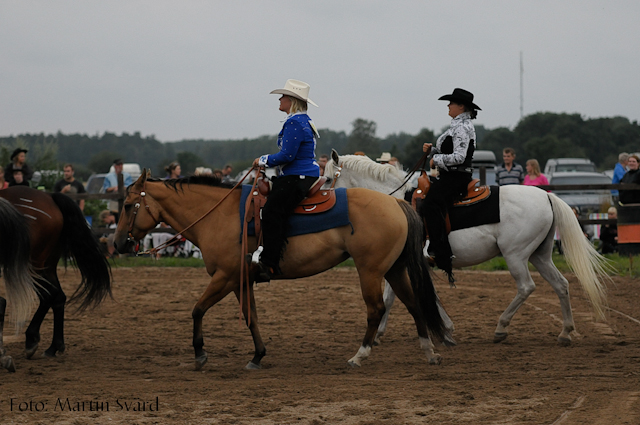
[0, 198, 36, 325]
[50, 193, 112, 311]
[397, 200, 445, 342]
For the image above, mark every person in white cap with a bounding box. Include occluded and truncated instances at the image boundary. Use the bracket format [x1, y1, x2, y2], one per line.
[420, 88, 481, 283]
[251, 79, 320, 281]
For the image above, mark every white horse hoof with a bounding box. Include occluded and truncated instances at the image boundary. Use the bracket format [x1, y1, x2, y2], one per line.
[245, 361, 262, 370]
[428, 354, 442, 365]
[347, 359, 361, 368]
[1, 356, 16, 373]
[494, 332, 508, 343]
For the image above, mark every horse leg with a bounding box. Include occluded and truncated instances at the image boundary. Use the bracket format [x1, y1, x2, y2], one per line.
[347, 271, 386, 367]
[376, 280, 456, 347]
[24, 278, 53, 359]
[385, 266, 443, 365]
[43, 274, 67, 357]
[375, 280, 396, 344]
[494, 256, 536, 343]
[530, 248, 575, 345]
[192, 273, 237, 371]
[233, 285, 266, 370]
[0, 297, 16, 372]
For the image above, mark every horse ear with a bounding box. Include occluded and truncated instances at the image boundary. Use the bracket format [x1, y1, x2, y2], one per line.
[136, 168, 147, 185]
[146, 169, 152, 178]
[331, 149, 339, 165]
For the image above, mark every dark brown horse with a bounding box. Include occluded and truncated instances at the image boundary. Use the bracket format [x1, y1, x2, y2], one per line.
[0, 186, 112, 362]
[0, 198, 36, 372]
[114, 172, 447, 370]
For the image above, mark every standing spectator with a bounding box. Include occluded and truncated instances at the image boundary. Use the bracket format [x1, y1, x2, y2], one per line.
[495, 148, 524, 186]
[619, 154, 640, 205]
[0, 166, 8, 189]
[600, 207, 618, 254]
[165, 161, 182, 179]
[611, 152, 629, 202]
[53, 163, 86, 211]
[9, 170, 29, 187]
[221, 164, 234, 183]
[523, 159, 549, 187]
[4, 148, 33, 187]
[102, 159, 133, 221]
[317, 154, 329, 175]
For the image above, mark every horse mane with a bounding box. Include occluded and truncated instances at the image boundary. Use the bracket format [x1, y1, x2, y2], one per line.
[335, 155, 405, 183]
[146, 175, 239, 192]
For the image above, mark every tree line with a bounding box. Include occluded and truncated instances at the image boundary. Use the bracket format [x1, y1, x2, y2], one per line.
[1, 112, 638, 183]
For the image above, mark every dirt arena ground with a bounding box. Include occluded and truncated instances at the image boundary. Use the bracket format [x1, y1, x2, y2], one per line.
[1, 266, 639, 424]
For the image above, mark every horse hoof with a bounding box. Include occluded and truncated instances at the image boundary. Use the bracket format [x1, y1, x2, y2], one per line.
[245, 361, 262, 370]
[195, 354, 208, 371]
[373, 336, 381, 346]
[558, 336, 572, 346]
[493, 332, 508, 343]
[42, 351, 57, 358]
[347, 359, 361, 368]
[428, 354, 442, 365]
[24, 345, 38, 359]
[1, 356, 16, 373]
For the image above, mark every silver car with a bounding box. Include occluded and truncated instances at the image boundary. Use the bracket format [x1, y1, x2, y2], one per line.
[548, 171, 612, 214]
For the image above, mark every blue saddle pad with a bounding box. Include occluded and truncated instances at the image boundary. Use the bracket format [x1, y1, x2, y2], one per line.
[239, 186, 350, 237]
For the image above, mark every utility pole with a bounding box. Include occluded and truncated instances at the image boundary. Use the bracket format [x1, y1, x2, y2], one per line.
[520, 51, 524, 120]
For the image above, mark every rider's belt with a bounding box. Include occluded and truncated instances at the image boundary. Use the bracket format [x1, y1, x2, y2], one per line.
[444, 165, 473, 173]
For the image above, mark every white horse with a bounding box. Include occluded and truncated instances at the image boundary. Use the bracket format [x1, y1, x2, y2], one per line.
[325, 150, 610, 345]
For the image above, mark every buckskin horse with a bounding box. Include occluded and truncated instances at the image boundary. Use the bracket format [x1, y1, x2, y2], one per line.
[0, 198, 36, 372]
[113, 171, 447, 370]
[324, 150, 610, 345]
[0, 186, 112, 362]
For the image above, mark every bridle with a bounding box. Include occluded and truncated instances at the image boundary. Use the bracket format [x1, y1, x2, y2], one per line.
[125, 181, 161, 252]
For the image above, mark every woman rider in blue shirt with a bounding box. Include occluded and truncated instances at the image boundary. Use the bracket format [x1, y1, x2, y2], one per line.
[251, 79, 320, 281]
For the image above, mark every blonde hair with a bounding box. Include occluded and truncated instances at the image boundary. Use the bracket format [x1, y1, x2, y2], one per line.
[526, 159, 541, 177]
[289, 96, 308, 114]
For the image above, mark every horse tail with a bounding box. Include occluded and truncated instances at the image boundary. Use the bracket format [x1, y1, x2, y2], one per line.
[397, 199, 446, 341]
[50, 193, 112, 311]
[0, 198, 36, 325]
[547, 193, 610, 319]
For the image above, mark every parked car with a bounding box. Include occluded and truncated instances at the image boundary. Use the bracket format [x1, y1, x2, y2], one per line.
[548, 171, 612, 215]
[85, 173, 107, 194]
[472, 150, 497, 185]
[544, 158, 597, 175]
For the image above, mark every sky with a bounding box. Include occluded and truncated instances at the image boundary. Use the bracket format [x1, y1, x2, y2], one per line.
[1, 1, 639, 144]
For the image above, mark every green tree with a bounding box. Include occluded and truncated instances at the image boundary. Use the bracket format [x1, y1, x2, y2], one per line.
[523, 135, 585, 168]
[399, 128, 435, 168]
[88, 150, 120, 173]
[345, 118, 380, 156]
[177, 151, 208, 175]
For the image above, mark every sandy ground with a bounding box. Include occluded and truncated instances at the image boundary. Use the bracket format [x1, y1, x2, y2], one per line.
[0, 266, 639, 424]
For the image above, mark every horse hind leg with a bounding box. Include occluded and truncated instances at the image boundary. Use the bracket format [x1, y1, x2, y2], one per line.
[529, 248, 575, 345]
[43, 279, 67, 358]
[0, 297, 16, 372]
[376, 280, 456, 347]
[384, 266, 443, 365]
[24, 278, 52, 359]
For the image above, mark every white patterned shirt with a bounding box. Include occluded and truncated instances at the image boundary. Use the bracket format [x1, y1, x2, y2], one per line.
[432, 112, 476, 172]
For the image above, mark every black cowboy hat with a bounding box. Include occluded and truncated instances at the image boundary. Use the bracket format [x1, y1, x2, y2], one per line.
[10, 148, 28, 160]
[438, 88, 481, 110]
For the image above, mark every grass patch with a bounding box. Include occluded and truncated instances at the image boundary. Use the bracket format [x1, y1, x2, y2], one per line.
[100, 253, 640, 277]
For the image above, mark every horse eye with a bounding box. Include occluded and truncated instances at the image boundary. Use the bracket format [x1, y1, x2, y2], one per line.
[124, 204, 133, 211]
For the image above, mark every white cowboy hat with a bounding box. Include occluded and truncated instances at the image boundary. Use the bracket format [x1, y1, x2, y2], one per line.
[376, 152, 392, 163]
[270, 79, 318, 107]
